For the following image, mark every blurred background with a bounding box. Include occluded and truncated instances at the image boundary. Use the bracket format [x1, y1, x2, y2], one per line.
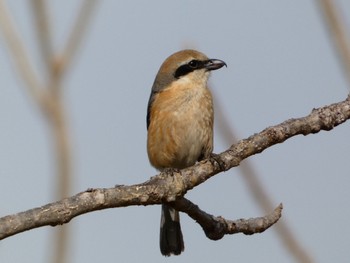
[0, 1, 350, 262]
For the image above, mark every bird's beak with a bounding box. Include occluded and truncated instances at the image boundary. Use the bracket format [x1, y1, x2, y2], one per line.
[205, 59, 227, 71]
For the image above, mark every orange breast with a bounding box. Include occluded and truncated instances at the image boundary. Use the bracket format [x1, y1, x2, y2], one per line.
[147, 83, 213, 170]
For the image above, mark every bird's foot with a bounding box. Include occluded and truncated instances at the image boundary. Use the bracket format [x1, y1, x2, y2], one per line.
[209, 153, 226, 171]
[162, 167, 181, 176]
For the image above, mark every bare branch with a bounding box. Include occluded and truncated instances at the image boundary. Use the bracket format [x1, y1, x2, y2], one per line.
[172, 198, 283, 240]
[0, 0, 49, 110]
[0, 96, 349, 241]
[0, 184, 282, 241]
[217, 95, 350, 171]
[2, 2, 99, 262]
[318, 0, 350, 89]
[54, 0, 98, 82]
[30, 0, 53, 72]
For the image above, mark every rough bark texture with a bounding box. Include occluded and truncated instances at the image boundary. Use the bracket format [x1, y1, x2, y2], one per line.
[0, 96, 349, 241]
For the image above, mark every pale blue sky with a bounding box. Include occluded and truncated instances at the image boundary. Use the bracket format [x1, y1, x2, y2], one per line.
[1, 1, 350, 262]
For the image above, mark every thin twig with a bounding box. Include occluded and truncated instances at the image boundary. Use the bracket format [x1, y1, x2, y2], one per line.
[53, 0, 98, 84]
[317, 0, 350, 90]
[30, 0, 53, 73]
[0, 0, 49, 111]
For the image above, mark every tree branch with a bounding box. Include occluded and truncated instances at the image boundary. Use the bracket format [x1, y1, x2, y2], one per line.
[172, 198, 283, 240]
[0, 96, 349, 241]
[0, 0, 48, 111]
[30, 0, 53, 73]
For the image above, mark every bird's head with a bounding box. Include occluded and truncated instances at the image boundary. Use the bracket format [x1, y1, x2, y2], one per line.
[152, 49, 226, 92]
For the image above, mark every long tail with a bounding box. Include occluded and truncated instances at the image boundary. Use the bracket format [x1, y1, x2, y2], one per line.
[159, 204, 184, 256]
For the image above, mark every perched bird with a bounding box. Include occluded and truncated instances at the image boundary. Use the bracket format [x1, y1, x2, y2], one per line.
[146, 49, 226, 256]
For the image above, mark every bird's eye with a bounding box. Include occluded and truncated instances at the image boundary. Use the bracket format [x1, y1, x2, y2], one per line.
[174, 60, 202, 78]
[188, 60, 198, 68]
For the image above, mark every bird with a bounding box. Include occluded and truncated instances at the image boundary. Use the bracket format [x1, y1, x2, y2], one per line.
[146, 49, 226, 256]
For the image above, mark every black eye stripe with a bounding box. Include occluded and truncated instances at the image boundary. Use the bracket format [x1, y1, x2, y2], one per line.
[174, 60, 205, 79]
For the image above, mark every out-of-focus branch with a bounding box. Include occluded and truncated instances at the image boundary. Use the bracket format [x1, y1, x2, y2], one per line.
[30, 0, 53, 73]
[0, 0, 49, 112]
[0, 96, 349, 241]
[29, 2, 98, 263]
[54, 0, 98, 84]
[49, 99, 72, 263]
[214, 95, 315, 263]
[318, 0, 350, 89]
[1, 2, 99, 263]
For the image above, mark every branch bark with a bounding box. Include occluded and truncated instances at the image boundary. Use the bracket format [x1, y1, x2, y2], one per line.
[0, 96, 349, 241]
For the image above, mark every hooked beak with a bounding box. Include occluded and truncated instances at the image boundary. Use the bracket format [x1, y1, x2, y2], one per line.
[204, 59, 227, 71]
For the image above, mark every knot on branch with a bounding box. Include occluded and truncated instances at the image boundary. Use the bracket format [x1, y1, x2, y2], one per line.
[203, 204, 283, 240]
[203, 216, 228, 240]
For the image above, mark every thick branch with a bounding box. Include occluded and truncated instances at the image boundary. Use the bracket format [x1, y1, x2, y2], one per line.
[0, 96, 349, 240]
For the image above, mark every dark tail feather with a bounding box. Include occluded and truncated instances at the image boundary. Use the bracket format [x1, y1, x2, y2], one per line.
[159, 204, 184, 256]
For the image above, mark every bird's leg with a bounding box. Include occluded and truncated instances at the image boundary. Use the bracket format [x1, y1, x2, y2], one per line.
[162, 167, 181, 176]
